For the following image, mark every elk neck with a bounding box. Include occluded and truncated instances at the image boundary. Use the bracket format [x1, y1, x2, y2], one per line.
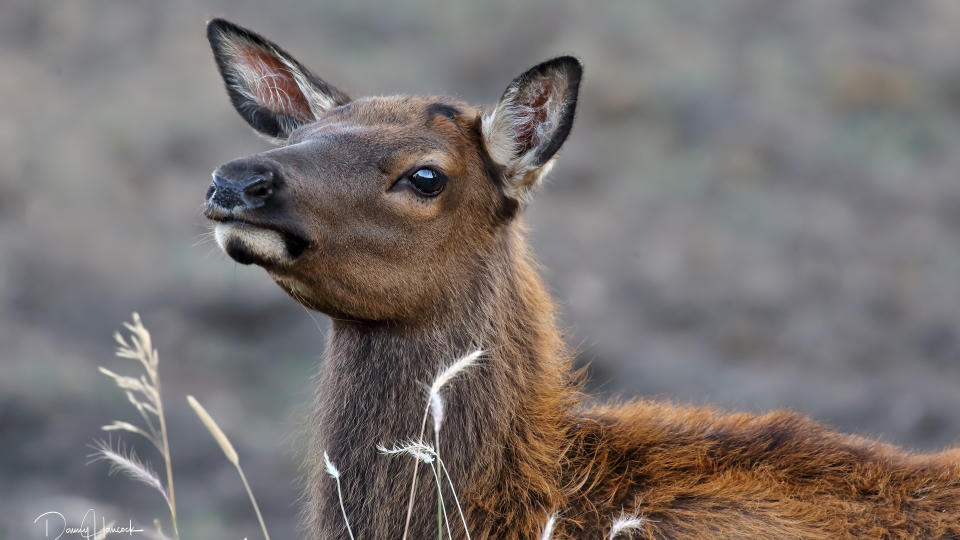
[308, 223, 576, 535]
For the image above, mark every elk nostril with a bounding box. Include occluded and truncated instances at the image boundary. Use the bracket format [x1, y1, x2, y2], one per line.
[243, 178, 274, 199]
[209, 166, 276, 210]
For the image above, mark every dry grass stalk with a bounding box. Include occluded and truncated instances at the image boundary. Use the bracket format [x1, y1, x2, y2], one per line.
[402, 349, 483, 540]
[323, 451, 355, 540]
[89, 440, 171, 510]
[97, 314, 271, 540]
[427, 457, 453, 540]
[186, 395, 238, 464]
[378, 441, 437, 463]
[380, 440, 471, 539]
[96, 313, 178, 539]
[187, 395, 270, 540]
[101, 420, 159, 448]
[428, 349, 484, 434]
[608, 511, 646, 539]
[540, 512, 558, 540]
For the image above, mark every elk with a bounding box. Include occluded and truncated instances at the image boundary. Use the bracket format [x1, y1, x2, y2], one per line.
[203, 18, 960, 539]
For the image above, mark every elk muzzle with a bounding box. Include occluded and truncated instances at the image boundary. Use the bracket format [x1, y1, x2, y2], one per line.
[204, 159, 309, 267]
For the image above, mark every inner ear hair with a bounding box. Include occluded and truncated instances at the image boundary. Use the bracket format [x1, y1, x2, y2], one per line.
[481, 56, 582, 200]
[207, 18, 349, 139]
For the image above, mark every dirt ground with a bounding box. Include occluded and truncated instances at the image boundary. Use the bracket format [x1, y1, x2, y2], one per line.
[2, 1, 960, 538]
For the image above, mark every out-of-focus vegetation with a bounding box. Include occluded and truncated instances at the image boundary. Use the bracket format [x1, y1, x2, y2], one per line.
[3, 1, 960, 537]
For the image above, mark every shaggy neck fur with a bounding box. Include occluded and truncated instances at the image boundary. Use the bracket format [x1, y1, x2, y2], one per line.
[299, 222, 960, 540]
[298, 219, 960, 540]
[303, 225, 575, 539]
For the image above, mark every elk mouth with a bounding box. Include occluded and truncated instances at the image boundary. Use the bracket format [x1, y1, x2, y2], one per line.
[207, 215, 311, 266]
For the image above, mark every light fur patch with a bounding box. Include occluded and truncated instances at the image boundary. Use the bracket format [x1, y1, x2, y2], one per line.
[214, 222, 288, 262]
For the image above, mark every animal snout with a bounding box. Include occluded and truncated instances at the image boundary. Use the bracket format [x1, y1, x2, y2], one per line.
[207, 161, 278, 211]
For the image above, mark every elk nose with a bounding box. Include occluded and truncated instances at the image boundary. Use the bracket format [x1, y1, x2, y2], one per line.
[207, 164, 277, 210]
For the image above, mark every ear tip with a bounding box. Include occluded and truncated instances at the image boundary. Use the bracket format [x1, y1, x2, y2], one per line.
[546, 55, 582, 69]
[206, 18, 250, 45]
[206, 17, 230, 32]
[205, 18, 231, 43]
[554, 55, 583, 69]
[532, 55, 583, 83]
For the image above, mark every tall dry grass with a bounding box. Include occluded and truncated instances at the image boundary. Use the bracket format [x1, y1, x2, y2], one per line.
[93, 313, 179, 539]
[93, 313, 270, 540]
[92, 315, 645, 538]
[187, 395, 271, 540]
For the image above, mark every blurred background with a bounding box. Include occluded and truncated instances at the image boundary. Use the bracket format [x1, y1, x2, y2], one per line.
[3, 0, 960, 537]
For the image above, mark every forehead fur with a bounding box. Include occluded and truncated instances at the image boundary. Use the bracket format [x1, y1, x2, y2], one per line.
[320, 95, 479, 127]
[287, 96, 488, 168]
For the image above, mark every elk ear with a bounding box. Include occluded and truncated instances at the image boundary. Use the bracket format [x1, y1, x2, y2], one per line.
[481, 56, 582, 203]
[206, 18, 350, 141]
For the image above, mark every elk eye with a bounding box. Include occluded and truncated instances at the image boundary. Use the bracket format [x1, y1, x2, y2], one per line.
[407, 168, 447, 196]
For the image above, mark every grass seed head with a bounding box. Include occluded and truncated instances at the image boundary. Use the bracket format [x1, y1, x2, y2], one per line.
[187, 395, 239, 466]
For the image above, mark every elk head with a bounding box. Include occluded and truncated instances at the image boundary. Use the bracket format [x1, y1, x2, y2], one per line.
[204, 19, 581, 324]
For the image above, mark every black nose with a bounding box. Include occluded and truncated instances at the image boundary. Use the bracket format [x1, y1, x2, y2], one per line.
[207, 162, 278, 210]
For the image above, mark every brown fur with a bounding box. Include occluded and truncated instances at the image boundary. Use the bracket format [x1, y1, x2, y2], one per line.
[203, 19, 960, 539]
